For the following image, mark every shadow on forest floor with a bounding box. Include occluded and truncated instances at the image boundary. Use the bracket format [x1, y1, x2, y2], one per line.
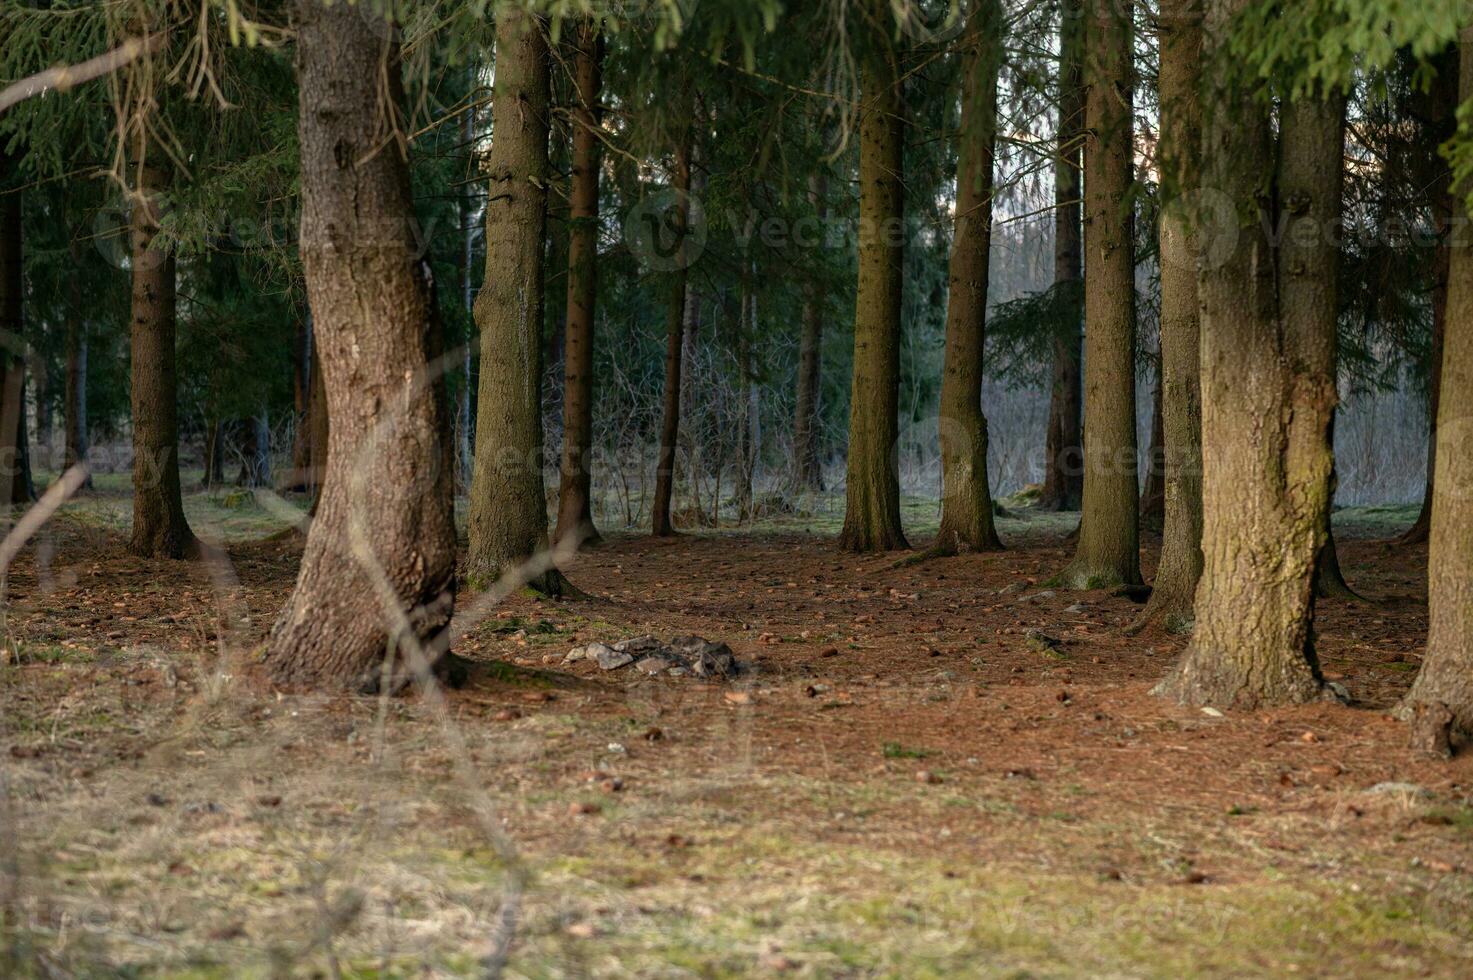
[2, 480, 1469, 976]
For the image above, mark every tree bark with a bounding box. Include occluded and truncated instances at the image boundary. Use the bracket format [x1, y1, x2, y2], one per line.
[1131, 0, 1203, 633]
[1057, 0, 1139, 588]
[467, 8, 570, 595]
[1399, 27, 1473, 748]
[1039, 0, 1085, 513]
[838, 41, 908, 553]
[63, 231, 90, 486]
[1155, 0, 1341, 708]
[934, 0, 1003, 556]
[650, 113, 694, 537]
[1139, 376, 1166, 533]
[127, 151, 197, 558]
[263, 0, 457, 691]
[0, 148, 33, 508]
[306, 340, 327, 510]
[792, 173, 828, 493]
[553, 22, 604, 550]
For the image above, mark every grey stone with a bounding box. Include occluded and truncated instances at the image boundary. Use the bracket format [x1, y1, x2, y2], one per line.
[612, 635, 664, 655]
[634, 656, 675, 675]
[597, 646, 636, 670]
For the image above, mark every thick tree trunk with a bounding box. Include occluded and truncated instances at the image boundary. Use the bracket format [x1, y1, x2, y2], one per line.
[553, 22, 604, 550]
[1131, 0, 1203, 633]
[1057, 0, 1139, 588]
[934, 0, 1003, 556]
[1399, 28, 1473, 750]
[651, 117, 694, 537]
[467, 9, 570, 595]
[1155, 0, 1339, 708]
[306, 341, 327, 510]
[127, 153, 197, 558]
[1039, 0, 1085, 513]
[63, 232, 90, 486]
[0, 150, 33, 508]
[263, 0, 457, 691]
[792, 173, 828, 493]
[838, 45, 908, 553]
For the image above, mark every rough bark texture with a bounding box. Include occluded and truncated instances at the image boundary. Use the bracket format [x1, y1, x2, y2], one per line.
[1155, 0, 1340, 708]
[838, 46, 908, 553]
[0, 149, 32, 509]
[127, 153, 196, 558]
[650, 117, 694, 537]
[263, 0, 457, 691]
[1400, 29, 1473, 747]
[553, 23, 604, 550]
[792, 173, 827, 494]
[1039, 0, 1085, 513]
[1131, 0, 1202, 633]
[934, 0, 1003, 556]
[468, 9, 569, 594]
[1057, 0, 1139, 588]
[286, 314, 312, 490]
[306, 342, 328, 510]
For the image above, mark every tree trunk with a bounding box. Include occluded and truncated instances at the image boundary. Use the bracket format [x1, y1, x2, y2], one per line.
[63, 230, 90, 487]
[467, 9, 570, 595]
[650, 114, 694, 537]
[553, 22, 604, 550]
[1155, 0, 1340, 708]
[202, 418, 225, 488]
[934, 0, 1003, 556]
[1039, 0, 1085, 513]
[127, 152, 197, 558]
[263, 0, 457, 691]
[1139, 375, 1166, 533]
[1057, 0, 1139, 588]
[1399, 27, 1473, 748]
[1400, 245, 1445, 546]
[0, 149, 33, 508]
[235, 410, 271, 487]
[1131, 0, 1203, 633]
[838, 43, 908, 553]
[306, 340, 327, 510]
[460, 67, 478, 492]
[792, 173, 827, 493]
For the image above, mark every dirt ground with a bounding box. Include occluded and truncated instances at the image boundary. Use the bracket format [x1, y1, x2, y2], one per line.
[2, 484, 1471, 977]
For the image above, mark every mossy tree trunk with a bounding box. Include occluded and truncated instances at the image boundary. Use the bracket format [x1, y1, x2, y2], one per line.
[1131, 0, 1203, 633]
[553, 22, 604, 551]
[468, 9, 570, 595]
[1057, 0, 1139, 588]
[1399, 28, 1473, 748]
[1040, 0, 1084, 513]
[838, 40, 908, 553]
[792, 173, 827, 494]
[934, 0, 1003, 556]
[1156, 0, 1344, 708]
[127, 151, 197, 558]
[263, 0, 457, 690]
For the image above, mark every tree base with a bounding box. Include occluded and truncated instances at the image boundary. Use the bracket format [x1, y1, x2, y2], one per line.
[1153, 648, 1329, 709]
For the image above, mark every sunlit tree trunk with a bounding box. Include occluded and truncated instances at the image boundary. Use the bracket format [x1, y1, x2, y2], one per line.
[1057, 0, 1139, 588]
[468, 9, 570, 595]
[553, 22, 604, 550]
[1040, 0, 1084, 513]
[127, 151, 197, 558]
[934, 0, 1003, 555]
[263, 0, 457, 690]
[792, 173, 827, 493]
[1131, 0, 1202, 633]
[1400, 28, 1473, 750]
[1156, 0, 1342, 707]
[838, 39, 908, 553]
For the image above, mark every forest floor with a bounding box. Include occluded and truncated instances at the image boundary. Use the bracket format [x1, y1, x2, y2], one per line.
[2, 477, 1472, 978]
